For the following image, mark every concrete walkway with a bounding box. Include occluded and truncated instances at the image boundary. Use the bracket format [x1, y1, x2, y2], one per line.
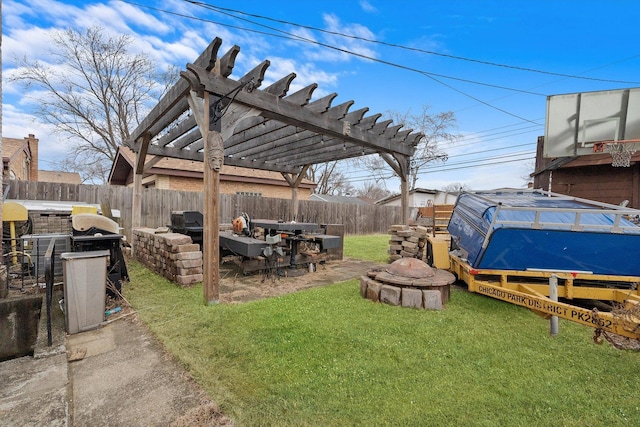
[0, 316, 218, 426]
[1, 258, 382, 426]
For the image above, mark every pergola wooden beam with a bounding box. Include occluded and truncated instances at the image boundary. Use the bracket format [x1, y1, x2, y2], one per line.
[130, 38, 223, 145]
[183, 63, 415, 157]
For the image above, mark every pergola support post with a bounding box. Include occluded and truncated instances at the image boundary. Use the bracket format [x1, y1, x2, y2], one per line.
[203, 128, 221, 305]
[291, 187, 299, 221]
[381, 153, 412, 225]
[188, 90, 223, 305]
[401, 177, 410, 225]
[282, 165, 310, 221]
[131, 137, 149, 257]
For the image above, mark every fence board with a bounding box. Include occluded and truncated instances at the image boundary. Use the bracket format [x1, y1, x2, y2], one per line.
[5, 180, 401, 237]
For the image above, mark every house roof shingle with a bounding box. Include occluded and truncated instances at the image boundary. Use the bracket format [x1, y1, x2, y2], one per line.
[38, 170, 82, 184]
[110, 146, 316, 187]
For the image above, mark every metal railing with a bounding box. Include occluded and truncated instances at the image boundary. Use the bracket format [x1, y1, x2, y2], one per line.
[44, 239, 56, 347]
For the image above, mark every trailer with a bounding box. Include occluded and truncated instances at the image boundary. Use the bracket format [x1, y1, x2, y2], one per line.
[430, 189, 640, 343]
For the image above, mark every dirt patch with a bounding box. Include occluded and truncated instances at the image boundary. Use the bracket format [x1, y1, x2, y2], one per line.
[217, 257, 386, 304]
[169, 400, 233, 427]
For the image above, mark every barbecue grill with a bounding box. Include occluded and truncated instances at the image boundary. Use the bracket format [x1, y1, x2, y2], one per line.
[170, 211, 204, 248]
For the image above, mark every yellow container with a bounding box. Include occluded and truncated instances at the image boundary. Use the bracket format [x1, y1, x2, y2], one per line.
[426, 234, 451, 270]
[71, 205, 98, 215]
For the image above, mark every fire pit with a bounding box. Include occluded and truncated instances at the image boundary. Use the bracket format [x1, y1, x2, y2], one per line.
[360, 257, 455, 310]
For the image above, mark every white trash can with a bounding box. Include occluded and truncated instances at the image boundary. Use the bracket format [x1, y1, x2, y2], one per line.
[61, 250, 109, 334]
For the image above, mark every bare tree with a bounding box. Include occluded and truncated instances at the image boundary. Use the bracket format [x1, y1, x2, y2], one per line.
[49, 152, 107, 184]
[522, 159, 536, 188]
[8, 27, 166, 182]
[307, 161, 356, 195]
[355, 105, 459, 190]
[356, 181, 391, 201]
[442, 182, 471, 193]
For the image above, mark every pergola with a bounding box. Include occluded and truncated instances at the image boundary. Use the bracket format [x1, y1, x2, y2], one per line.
[128, 37, 423, 304]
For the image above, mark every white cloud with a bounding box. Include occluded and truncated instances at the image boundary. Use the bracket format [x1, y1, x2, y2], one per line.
[111, 0, 172, 34]
[3, 27, 61, 66]
[2, 103, 69, 162]
[359, 1, 378, 13]
[286, 14, 378, 64]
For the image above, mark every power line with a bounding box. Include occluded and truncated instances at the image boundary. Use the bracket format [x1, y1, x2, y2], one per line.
[436, 129, 540, 152]
[176, 0, 546, 123]
[422, 73, 540, 124]
[343, 154, 533, 185]
[189, 1, 640, 86]
[435, 121, 543, 150]
[417, 155, 533, 175]
[121, 0, 546, 124]
[177, 0, 545, 97]
[424, 151, 535, 169]
[416, 142, 535, 162]
[343, 150, 534, 183]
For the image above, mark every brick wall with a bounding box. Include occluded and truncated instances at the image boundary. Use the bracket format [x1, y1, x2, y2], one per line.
[30, 212, 72, 234]
[132, 227, 203, 286]
[27, 134, 38, 182]
[155, 175, 170, 190]
[169, 176, 203, 192]
[164, 175, 313, 199]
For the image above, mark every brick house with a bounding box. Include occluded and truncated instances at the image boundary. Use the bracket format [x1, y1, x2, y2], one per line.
[2, 134, 39, 182]
[2, 134, 81, 184]
[108, 146, 316, 199]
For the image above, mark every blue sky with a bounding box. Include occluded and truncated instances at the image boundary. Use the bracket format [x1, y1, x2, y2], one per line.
[4, 0, 640, 191]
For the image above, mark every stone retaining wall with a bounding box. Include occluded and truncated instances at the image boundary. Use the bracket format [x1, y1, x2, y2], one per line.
[132, 228, 203, 286]
[388, 225, 429, 262]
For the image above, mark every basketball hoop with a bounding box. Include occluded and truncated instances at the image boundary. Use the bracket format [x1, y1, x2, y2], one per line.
[593, 140, 640, 167]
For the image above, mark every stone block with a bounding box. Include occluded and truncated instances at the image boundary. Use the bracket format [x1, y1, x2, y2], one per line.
[390, 225, 409, 232]
[423, 289, 443, 310]
[177, 243, 200, 253]
[415, 225, 429, 234]
[366, 280, 382, 302]
[175, 251, 203, 261]
[177, 267, 203, 276]
[380, 284, 401, 306]
[359, 276, 369, 298]
[176, 274, 203, 286]
[176, 258, 203, 269]
[402, 288, 423, 309]
[402, 241, 418, 249]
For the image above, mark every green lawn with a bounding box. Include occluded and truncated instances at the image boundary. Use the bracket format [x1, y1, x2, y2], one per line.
[125, 234, 640, 426]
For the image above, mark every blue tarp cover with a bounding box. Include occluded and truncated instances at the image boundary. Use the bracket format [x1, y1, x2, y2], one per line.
[447, 190, 640, 275]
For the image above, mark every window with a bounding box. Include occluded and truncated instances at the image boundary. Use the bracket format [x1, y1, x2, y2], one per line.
[236, 191, 262, 197]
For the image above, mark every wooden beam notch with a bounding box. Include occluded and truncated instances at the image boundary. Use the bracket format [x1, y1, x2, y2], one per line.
[264, 73, 296, 98]
[284, 84, 317, 106]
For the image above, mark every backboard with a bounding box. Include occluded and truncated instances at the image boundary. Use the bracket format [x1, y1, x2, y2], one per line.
[544, 87, 640, 158]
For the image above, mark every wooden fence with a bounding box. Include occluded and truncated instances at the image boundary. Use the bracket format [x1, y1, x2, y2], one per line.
[6, 181, 402, 238]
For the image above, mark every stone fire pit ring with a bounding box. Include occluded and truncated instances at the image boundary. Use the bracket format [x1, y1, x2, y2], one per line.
[360, 257, 455, 310]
